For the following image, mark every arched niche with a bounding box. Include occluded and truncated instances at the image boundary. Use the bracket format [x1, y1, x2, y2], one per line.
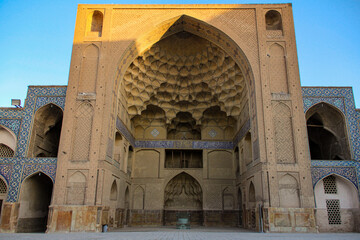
[17, 172, 53, 232]
[113, 132, 123, 163]
[86, 10, 103, 37]
[110, 180, 118, 201]
[306, 103, 351, 160]
[314, 174, 359, 231]
[66, 171, 86, 205]
[265, 10, 283, 30]
[248, 182, 255, 203]
[279, 174, 300, 208]
[133, 186, 145, 209]
[164, 172, 202, 210]
[127, 146, 134, 174]
[222, 187, 234, 210]
[28, 104, 63, 158]
[0, 125, 16, 157]
[244, 132, 253, 165]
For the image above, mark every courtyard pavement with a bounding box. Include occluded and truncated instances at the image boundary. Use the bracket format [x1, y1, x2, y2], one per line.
[0, 227, 359, 240]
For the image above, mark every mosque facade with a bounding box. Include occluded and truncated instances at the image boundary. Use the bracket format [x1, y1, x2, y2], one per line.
[0, 4, 359, 233]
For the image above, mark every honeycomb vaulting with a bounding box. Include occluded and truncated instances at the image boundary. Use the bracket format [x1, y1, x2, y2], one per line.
[122, 32, 246, 125]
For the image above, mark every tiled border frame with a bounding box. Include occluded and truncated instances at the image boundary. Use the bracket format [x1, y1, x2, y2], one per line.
[0, 86, 66, 202]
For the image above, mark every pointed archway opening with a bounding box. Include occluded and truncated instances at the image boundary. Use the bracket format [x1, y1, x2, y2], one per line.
[17, 172, 53, 232]
[28, 104, 63, 158]
[306, 103, 351, 160]
[164, 172, 203, 226]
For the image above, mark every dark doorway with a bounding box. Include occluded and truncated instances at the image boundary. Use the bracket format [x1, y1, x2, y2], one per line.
[17, 173, 53, 232]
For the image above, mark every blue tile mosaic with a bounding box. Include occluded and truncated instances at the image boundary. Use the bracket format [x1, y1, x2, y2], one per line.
[0, 86, 66, 202]
[0, 119, 21, 137]
[116, 117, 135, 146]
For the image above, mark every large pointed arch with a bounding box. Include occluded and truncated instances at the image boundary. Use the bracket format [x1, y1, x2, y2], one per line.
[164, 172, 202, 210]
[114, 14, 255, 94]
[28, 103, 63, 158]
[306, 102, 351, 160]
[113, 15, 257, 137]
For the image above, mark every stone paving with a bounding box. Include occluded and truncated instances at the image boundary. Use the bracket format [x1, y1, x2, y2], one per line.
[0, 228, 359, 240]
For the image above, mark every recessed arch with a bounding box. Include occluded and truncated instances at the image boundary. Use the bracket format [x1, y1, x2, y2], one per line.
[306, 102, 351, 160]
[17, 171, 53, 232]
[164, 172, 202, 210]
[114, 15, 256, 132]
[248, 181, 255, 203]
[265, 10, 283, 30]
[28, 103, 63, 158]
[314, 173, 359, 230]
[110, 180, 118, 201]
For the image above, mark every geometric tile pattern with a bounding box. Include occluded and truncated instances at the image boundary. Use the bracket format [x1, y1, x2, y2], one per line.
[208, 129, 217, 138]
[150, 128, 160, 138]
[0, 86, 66, 202]
[0, 119, 21, 137]
[302, 87, 360, 161]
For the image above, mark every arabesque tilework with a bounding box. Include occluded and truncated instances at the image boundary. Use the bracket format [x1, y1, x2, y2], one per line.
[0, 86, 66, 202]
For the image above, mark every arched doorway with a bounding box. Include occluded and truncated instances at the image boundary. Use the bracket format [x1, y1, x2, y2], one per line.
[17, 172, 53, 232]
[164, 173, 203, 226]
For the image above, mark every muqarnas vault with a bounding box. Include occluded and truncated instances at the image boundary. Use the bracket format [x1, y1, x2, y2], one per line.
[0, 4, 359, 233]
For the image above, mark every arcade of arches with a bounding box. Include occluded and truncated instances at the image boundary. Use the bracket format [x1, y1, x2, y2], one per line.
[0, 4, 359, 234]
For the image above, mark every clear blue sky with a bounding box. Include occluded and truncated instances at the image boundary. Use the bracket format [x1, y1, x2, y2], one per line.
[0, 0, 359, 107]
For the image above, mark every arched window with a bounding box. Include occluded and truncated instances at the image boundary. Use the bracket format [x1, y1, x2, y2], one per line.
[0, 125, 16, 157]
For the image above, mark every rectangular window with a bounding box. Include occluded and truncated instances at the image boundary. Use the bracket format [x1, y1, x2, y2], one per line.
[326, 199, 341, 225]
[165, 149, 202, 168]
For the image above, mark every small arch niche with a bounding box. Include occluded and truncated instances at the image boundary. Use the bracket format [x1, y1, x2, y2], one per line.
[265, 10, 283, 30]
[87, 10, 103, 37]
[110, 180, 117, 201]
